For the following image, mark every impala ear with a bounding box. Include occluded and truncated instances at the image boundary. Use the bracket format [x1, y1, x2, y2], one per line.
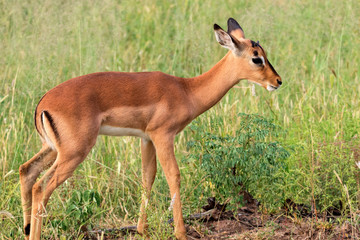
[214, 24, 242, 54]
[227, 18, 245, 40]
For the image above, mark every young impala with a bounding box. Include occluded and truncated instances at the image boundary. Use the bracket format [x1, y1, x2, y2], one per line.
[20, 18, 282, 240]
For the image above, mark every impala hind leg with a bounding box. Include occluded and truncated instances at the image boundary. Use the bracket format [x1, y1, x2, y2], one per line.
[19, 145, 57, 238]
[151, 134, 187, 240]
[29, 149, 91, 240]
[137, 138, 157, 235]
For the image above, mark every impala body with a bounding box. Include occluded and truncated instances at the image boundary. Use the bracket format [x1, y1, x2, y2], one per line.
[20, 18, 282, 240]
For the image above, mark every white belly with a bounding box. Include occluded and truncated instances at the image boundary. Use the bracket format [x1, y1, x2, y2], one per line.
[99, 125, 150, 139]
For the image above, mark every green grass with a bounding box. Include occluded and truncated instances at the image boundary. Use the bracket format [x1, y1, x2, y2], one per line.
[1, 0, 360, 239]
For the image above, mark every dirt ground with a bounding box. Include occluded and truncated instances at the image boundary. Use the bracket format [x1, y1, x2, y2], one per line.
[186, 206, 357, 240]
[92, 197, 359, 240]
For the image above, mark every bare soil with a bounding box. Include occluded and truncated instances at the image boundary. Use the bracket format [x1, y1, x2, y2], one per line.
[186, 206, 357, 240]
[92, 197, 359, 240]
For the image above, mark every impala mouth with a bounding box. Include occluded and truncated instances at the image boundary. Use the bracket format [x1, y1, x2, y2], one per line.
[266, 85, 278, 91]
[247, 80, 279, 91]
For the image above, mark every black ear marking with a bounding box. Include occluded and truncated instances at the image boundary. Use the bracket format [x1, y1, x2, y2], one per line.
[214, 24, 222, 30]
[227, 18, 243, 33]
[214, 24, 235, 43]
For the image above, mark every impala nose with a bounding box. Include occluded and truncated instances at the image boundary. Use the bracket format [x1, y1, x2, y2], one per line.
[277, 79, 282, 85]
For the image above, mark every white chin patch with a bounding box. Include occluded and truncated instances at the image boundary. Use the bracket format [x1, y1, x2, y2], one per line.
[266, 85, 277, 91]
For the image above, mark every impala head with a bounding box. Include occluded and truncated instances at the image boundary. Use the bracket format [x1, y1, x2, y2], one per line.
[214, 18, 282, 91]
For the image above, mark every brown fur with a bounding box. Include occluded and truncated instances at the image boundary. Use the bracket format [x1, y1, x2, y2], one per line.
[20, 18, 281, 240]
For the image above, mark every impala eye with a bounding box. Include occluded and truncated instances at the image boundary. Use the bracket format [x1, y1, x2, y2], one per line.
[252, 57, 263, 65]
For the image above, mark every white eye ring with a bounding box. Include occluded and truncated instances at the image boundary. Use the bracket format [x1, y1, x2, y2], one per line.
[260, 56, 266, 67]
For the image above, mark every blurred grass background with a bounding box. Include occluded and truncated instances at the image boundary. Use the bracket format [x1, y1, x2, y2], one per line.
[0, 0, 359, 239]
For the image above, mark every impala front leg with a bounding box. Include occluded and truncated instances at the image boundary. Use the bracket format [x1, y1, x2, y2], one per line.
[137, 138, 157, 235]
[151, 133, 187, 240]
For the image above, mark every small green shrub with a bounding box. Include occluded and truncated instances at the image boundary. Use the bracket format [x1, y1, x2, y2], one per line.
[186, 113, 290, 210]
[50, 189, 102, 236]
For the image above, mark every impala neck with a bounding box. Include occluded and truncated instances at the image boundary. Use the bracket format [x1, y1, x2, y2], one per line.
[185, 52, 241, 117]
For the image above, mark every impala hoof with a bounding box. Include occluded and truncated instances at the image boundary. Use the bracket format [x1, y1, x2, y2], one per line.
[24, 224, 31, 235]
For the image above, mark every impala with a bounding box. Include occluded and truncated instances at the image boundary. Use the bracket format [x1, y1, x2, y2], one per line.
[20, 18, 282, 240]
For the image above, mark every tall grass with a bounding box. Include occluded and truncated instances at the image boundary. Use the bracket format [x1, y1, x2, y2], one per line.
[1, 0, 359, 239]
